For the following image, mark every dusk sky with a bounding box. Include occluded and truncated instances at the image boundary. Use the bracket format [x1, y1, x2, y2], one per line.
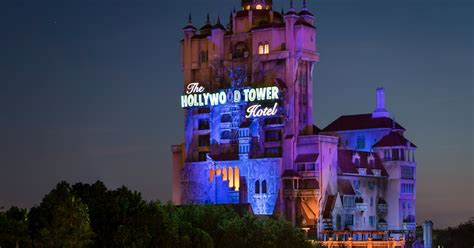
[0, 0, 472, 228]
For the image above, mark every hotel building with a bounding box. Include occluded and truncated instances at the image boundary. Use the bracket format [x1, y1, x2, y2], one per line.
[171, 0, 416, 241]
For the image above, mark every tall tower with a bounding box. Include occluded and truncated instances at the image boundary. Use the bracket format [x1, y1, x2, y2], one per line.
[173, 0, 326, 222]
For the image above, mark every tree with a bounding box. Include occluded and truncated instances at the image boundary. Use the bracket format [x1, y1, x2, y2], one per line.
[0, 206, 30, 248]
[29, 181, 94, 248]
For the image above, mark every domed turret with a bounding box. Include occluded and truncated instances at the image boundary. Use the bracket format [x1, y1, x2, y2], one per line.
[241, 0, 272, 11]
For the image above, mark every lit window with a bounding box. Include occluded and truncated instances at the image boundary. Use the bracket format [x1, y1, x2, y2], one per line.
[256, 4, 263, 10]
[264, 42, 270, 54]
[258, 43, 264, 55]
[246, 5, 251, 10]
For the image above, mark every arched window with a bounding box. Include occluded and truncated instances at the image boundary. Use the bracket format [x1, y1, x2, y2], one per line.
[258, 42, 264, 55]
[255, 180, 260, 194]
[209, 169, 214, 182]
[264, 42, 270, 54]
[234, 42, 248, 58]
[262, 180, 267, 194]
[256, 4, 263, 10]
[222, 167, 227, 181]
[228, 167, 234, 188]
[234, 167, 240, 191]
[221, 131, 231, 140]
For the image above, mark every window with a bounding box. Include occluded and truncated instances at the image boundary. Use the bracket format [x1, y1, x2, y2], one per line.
[392, 149, 400, 161]
[200, 50, 208, 63]
[369, 216, 375, 226]
[401, 166, 415, 179]
[264, 117, 282, 125]
[198, 152, 207, 161]
[370, 197, 374, 207]
[354, 180, 360, 190]
[356, 136, 366, 150]
[198, 119, 210, 130]
[255, 180, 260, 194]
[256, 4, 263, 10]
[344, 196, 355, 208]
[296, 164, 305, 171]
[284, 179, 292, 190]
[234, 42, 248, 58]
[265, 130, 281, 142]
[262, 180, 267, 193]
[265, 147, 282, 157]
[384, 149, 390, 161]
[401, 183, 414, 194]
[368, 181, 375, 190]
[221, 130, 231, 140]
[307, 163, 315, 171]
[239, 145, 249, 154]
[345, 214, 354, 225]
[198, 135, 210, 147]
[264, 42, 270, 54]
[221, 114, 232, 122]
[258, 43, 264, 55]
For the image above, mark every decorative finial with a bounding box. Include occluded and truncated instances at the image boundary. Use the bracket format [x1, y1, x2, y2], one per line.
[303, 0, 307, 9]
[188, 13, 192, 24]
[217, 16, 221, 25]
[392, 115, 396, 130]
[206, 13, 210, 24]
[281, 8, 284, 15]
[290, 0, 294, 10]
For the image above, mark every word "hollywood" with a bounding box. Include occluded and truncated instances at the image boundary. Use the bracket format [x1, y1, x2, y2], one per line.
[181, 83, 279, 108]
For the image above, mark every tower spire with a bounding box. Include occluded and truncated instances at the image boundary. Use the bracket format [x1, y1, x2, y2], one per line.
[206, 13, 210, 24]
[290, 0, 294, 10]
[188, 13, 192, 24]
[303, 0, 307, 9]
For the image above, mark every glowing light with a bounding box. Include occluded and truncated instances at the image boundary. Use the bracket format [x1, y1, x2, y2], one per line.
[256, 4, 263, 10]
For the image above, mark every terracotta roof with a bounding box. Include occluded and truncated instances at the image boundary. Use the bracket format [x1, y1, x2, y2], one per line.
[281, 169, 301, 178]
[295, 18, 315, 28]
[299, 10, 314, 16]
[208, 153, 239, 161]
[322, 114, 405, 132]
[337, 150, 389, 177]
[182, 24, 197, 31]
[373, 131, 417, 148]
[323, 195, 336, 218]
[338, 179, 356, 195]
[250, 22, 285, 31]
[295, 153, 319, 163]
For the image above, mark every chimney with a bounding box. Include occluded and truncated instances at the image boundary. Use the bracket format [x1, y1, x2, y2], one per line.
[372, 87, 389, 118]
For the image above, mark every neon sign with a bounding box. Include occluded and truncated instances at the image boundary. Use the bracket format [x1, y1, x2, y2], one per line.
[180, 82, 280, 118]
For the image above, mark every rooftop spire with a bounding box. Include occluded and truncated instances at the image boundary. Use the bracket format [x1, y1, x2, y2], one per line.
[372, 87, 390, 118]
[188, 13, 192, 24]
[303, 0, 307, 9]
[290, 0, 294, 10]
[206, 13, 210, 24]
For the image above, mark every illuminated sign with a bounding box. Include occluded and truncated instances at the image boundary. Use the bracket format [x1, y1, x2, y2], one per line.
[180, 82, 280, 118]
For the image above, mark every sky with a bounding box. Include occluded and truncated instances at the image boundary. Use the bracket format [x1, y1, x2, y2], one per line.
[0, 0, 472, 228]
